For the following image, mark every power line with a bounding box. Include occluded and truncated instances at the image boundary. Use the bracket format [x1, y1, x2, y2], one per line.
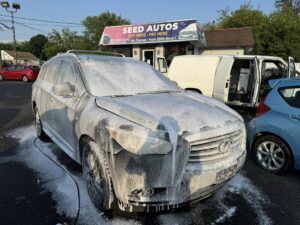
[14, 20, 83, 28]
[15, 22, 48, 34]
[22, 4, 67, 23]
[0, 13, 83, 26]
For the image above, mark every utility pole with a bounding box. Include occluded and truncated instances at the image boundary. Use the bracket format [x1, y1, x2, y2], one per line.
[1, 1, 20, 64]
[10, 10, 17, 63]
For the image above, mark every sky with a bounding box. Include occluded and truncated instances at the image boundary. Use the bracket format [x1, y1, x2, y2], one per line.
[0, 0, 276, 43]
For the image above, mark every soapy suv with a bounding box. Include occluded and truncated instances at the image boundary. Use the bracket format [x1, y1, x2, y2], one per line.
[32, 50, 246, 212]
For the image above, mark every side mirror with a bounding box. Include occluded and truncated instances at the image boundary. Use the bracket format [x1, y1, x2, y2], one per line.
[53, 82, 75, 97]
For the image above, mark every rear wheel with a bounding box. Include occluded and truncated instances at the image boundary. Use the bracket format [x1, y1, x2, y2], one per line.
[22, 75, 29, 82]
[34, 106, 48, 140]
[82, 141, 114, 212]
[0, 74, 3, 81]
[253, 135, 292, 175]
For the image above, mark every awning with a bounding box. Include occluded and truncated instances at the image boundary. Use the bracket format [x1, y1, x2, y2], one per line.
[100, 19, 206, 47]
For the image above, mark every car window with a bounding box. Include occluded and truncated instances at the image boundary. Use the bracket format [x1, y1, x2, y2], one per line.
[16, 65, 23, 70]
[279, 86, 300, 108]
[44, 60, 61, 84]
[38, 66, 46, 80]
[261, 60, 287, 83]
[58, 61, 77, 87]
[7, 65, 15, 71]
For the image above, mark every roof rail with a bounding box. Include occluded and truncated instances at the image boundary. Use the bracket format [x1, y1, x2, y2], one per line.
[66, 50, 125, 57]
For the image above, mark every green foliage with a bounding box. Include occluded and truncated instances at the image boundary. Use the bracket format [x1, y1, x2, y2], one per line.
[29, 34, 48, 60]
[268, 6, 300, 60]
[215, 2, 300, 61]
[82, 11, 130, 49]
[17, 41, 31, 52]
[40, 12, 130, 59]
[275, 0, 300, 13]
[43, 28, 83, 58]
[217, 3, 270, 55]
[0, 42, 13, 50]
[202, 22, 217, 30]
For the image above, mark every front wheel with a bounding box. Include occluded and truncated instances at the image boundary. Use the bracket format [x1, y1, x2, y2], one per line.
[82, 141, 114, 212]
[0, 74, 3, 81]
[253, 135, 292, 175]
[22, 75, 29, 82]
[34, 106, 48, 140]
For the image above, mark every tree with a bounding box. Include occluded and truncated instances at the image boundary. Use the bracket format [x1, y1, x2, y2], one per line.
[275, 0, 300, 13]
[0, 42, 13, 50]
[18, 41, 31, 52]
[214, 2, 300, 61]
[29, 34, 48, 60]
[216, 3, 270, 55]
[43, 28, 83, 58]
[268, 6, 300, 60]
[82, 11, 130, 49]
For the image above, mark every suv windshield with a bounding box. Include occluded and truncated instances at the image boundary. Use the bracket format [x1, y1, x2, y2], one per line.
[78, 55, 180, 97]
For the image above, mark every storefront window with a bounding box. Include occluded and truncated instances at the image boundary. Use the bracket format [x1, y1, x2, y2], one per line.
[164, 43, 187, 66]
[112, 46, 132, 57]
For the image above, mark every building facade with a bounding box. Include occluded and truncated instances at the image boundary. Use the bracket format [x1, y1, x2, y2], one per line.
[202, 27, 254, 55]
[100, 19, 206, 68]
[1, 50, 40, 66]
[100, 20, 254, 67]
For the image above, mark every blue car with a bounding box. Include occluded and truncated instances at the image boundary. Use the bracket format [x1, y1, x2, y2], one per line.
[248, 78, 300, 174]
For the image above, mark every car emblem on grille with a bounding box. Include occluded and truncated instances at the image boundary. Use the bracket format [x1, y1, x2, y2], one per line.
[218, 139, 233, 154]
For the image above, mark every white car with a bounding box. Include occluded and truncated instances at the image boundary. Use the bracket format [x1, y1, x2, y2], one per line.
[32, 50, 246, 213]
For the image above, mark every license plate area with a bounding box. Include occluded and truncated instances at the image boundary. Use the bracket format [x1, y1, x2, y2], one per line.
[216, 165, 237, 184]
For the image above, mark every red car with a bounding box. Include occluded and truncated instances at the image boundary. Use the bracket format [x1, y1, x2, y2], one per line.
[0, 65, 40, 82]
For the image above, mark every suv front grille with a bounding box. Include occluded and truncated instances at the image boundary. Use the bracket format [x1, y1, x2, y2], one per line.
[188, 130, 242, 163]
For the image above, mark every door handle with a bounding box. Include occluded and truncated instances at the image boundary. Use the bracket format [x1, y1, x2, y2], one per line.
[291, 114, 300, 120]
[225, 81, 229, 88]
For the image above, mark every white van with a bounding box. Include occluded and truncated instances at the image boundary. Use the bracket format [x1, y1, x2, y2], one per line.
[164, 55, 296, 107]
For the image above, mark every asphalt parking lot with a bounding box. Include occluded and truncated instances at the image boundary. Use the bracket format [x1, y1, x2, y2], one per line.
[0, 81, 300, 225]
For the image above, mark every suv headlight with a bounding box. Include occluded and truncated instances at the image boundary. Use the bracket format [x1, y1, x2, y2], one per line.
[106, 127, 173, 155]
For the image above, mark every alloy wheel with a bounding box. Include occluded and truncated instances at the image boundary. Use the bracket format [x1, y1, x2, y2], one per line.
[256, 141, 285, 171]
[22, 76, 28, 82]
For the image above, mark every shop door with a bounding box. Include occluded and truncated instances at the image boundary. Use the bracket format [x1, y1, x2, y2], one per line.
[142, 49, 154, 66]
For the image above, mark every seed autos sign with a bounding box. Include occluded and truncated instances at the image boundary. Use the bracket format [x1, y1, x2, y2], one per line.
[100, 19, 206, 46]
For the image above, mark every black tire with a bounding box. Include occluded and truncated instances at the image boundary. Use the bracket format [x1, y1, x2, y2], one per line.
[22, 75, 29, 82]
[82, 141, 114, 212]
[253, 135, 293, 175]
[34, 106, 48, 140]
[0, 74, 3, 81]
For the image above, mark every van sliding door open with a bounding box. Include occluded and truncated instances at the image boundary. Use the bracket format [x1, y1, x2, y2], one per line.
[213, 57, 233, 103]
[226, 57, 259, 107]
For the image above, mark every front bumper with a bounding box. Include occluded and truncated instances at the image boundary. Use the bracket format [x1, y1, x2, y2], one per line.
[109, 144, 246, 212]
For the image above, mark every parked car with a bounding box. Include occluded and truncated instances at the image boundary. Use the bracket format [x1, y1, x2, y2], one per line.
[32, 50, 246, 213]
[0, 64, 40, 82]
[248, 78, 300, 174]
[163, 55, 296, 108]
